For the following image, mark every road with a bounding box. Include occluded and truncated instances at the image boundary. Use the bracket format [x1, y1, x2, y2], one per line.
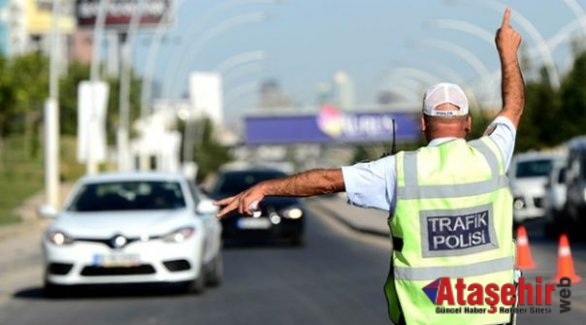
[0, 199, 391, 325]
[0, 198, 585, 324]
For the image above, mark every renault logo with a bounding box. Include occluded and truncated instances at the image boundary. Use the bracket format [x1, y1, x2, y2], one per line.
[111, 234, 128, 249]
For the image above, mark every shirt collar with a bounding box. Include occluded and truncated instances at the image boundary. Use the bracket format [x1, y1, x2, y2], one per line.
[428, 137, 460, 147]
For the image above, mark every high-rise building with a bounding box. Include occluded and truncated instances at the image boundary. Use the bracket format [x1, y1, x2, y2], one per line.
[315, 71, 356, 111]
[0, 0, 89, 65]
[333, 70, 355, 110]
[259, 78, 293, 110]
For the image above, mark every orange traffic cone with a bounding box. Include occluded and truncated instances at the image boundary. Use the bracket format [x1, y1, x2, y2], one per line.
[553, 234, 582, 284]
[515, 225, 537, 270]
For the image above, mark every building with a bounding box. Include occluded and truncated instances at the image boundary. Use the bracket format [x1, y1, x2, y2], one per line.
[333, 71, 355, 110]
[315, 71, 356, 111]
[0, 0, 91, 64]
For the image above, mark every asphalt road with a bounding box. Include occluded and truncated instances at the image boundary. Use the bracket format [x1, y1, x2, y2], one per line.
[0, 198, 585, 325]
[0, 200, 392, 325]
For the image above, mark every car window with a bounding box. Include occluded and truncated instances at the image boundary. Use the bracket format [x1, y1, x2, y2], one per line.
[557, 168, 566, 184]
[67, 181, 186, 212]
[212, 170, 287, 196]
[515, 159, 554, 178]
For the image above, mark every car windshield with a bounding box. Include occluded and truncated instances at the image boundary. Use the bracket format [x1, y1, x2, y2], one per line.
[515, 159, 554, 178]
[213, 170, 287, 196]
[67, 181, 186, 212]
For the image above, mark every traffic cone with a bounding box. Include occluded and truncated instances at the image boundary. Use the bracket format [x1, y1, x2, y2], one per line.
[515, 225, 537, 270]
[553, 234, 582, 284]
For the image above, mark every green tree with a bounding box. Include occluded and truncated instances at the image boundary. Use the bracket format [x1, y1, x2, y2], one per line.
[187, 118, 232, 183]
[59, 61, 90, 136]
[559, 51, 586, 140]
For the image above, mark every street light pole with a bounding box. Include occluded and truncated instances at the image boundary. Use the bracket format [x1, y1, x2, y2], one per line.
[43, 0, 62, 209]
[86, 0, 110, 175]
[117, 0, 143, 171]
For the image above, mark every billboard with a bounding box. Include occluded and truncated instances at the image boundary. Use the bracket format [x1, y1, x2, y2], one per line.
[245, 105, 421, 145]
[75, 0, 172, 29]
[77, 81, 109, 162]
[190, 72, 223, 126]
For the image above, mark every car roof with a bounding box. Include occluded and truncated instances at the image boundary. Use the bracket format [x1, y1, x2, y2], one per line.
[219, 165, 288, 174]
[567, 135, 586, 151]
[513, 151, 565, 162]
[77, 172, 189, 184]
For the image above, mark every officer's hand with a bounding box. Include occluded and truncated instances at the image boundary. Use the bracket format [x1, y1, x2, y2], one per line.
[495, 8, 522, 60]
[214, 185, 265, 218]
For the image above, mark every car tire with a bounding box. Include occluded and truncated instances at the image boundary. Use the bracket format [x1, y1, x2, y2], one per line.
[289, 234, 305, 247]
[43, 281, 69, 298]
[188, 267, 206, 294]
[206, 251, 223, 287]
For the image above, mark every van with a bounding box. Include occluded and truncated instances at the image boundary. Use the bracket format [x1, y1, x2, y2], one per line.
[564, 136, 586, 233]
[508, 152, 566, 224]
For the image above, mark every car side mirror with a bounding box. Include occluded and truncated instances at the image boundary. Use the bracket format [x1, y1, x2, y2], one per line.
[37, 204, 58, 219]
[196, 199, 218, 215]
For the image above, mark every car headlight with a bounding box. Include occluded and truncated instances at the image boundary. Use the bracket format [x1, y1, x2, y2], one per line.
[282, 207, 303, 219]
[162, 226, 195, 243]
[46, 230, 74, 246]
[513, 198, 525, 210]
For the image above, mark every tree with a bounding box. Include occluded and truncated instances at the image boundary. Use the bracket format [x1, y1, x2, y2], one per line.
[186, 118, 232, 183]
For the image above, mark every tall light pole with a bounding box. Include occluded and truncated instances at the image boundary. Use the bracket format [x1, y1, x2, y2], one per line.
[140, 0, 186, 120]
[117, 0, 144, 171]
[44, 0, 62, 209]
[163, 12, 270, 99]
[447, 0, 560, 89]
[86, 0, 110, 175]
[157, 0, 282, 100]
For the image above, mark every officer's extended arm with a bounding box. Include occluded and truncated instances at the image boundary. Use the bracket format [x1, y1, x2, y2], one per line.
[215, 168, 345, 217]
[495, 8, 524, 128]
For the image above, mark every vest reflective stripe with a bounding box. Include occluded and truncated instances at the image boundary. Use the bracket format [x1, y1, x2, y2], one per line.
[394, 256, 514, 281]
[397, 176, 509, 199]
[397, 139, 508, 199]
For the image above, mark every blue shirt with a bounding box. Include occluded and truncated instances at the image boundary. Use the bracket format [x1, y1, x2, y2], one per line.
[341, 116, 516, 213]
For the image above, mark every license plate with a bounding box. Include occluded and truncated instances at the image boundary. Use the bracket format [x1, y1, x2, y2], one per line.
[237, 217, 271, 229]
[93, 253, 141, 267]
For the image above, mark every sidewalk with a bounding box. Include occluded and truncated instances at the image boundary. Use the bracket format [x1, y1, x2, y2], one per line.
[0, 184, 72, 272]
[310, 194, 390, 237]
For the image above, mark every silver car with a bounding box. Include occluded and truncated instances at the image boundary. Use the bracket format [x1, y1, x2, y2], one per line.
[39, 172, 223, 297]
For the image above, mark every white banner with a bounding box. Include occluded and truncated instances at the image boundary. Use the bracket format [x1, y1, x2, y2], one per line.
[77, 81, 109, 163]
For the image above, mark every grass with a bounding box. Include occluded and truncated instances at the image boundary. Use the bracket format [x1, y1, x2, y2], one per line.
[0, 135, 85, 226]
[0, 136, 44, 225]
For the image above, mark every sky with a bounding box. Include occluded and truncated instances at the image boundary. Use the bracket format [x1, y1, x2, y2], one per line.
[131, 0, 586, 118]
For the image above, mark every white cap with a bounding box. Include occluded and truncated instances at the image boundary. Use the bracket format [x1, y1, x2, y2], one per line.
[422, 82, 469, 117]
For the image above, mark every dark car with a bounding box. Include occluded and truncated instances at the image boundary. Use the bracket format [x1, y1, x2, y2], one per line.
[210, 167, 305, 246]
[564, 136, 586, 237]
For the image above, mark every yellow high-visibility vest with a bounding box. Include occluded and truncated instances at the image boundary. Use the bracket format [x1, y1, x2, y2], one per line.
[386, 137, 515, 325]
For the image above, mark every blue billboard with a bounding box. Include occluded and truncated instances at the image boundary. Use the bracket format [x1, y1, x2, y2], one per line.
[245, 105, 421, 145]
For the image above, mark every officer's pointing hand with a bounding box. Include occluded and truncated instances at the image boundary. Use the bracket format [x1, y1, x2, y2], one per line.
[495, 8, 522, 58]
[214, 185, 265, 218]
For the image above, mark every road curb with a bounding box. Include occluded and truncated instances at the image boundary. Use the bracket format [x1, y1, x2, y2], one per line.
[309, 200, 389, 238]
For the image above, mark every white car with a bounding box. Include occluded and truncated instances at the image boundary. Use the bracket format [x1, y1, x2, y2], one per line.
[39, 172, 223, 297]
[508, 152, 565, 224]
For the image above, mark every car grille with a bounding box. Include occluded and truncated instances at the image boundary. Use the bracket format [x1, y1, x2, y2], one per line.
[163, 259, 191, 272]
[47, 262, 73, 275]
[81, 264, 156, 276]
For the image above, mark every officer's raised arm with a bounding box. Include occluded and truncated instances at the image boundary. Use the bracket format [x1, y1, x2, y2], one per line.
[214, 168, 345, 217]
[495, 8, 524, 128]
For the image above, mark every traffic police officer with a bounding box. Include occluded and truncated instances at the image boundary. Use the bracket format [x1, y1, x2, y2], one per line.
[216, 8, 523, 325]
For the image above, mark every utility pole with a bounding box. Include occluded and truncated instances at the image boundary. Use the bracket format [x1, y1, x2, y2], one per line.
[43, 0, 62, 209]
